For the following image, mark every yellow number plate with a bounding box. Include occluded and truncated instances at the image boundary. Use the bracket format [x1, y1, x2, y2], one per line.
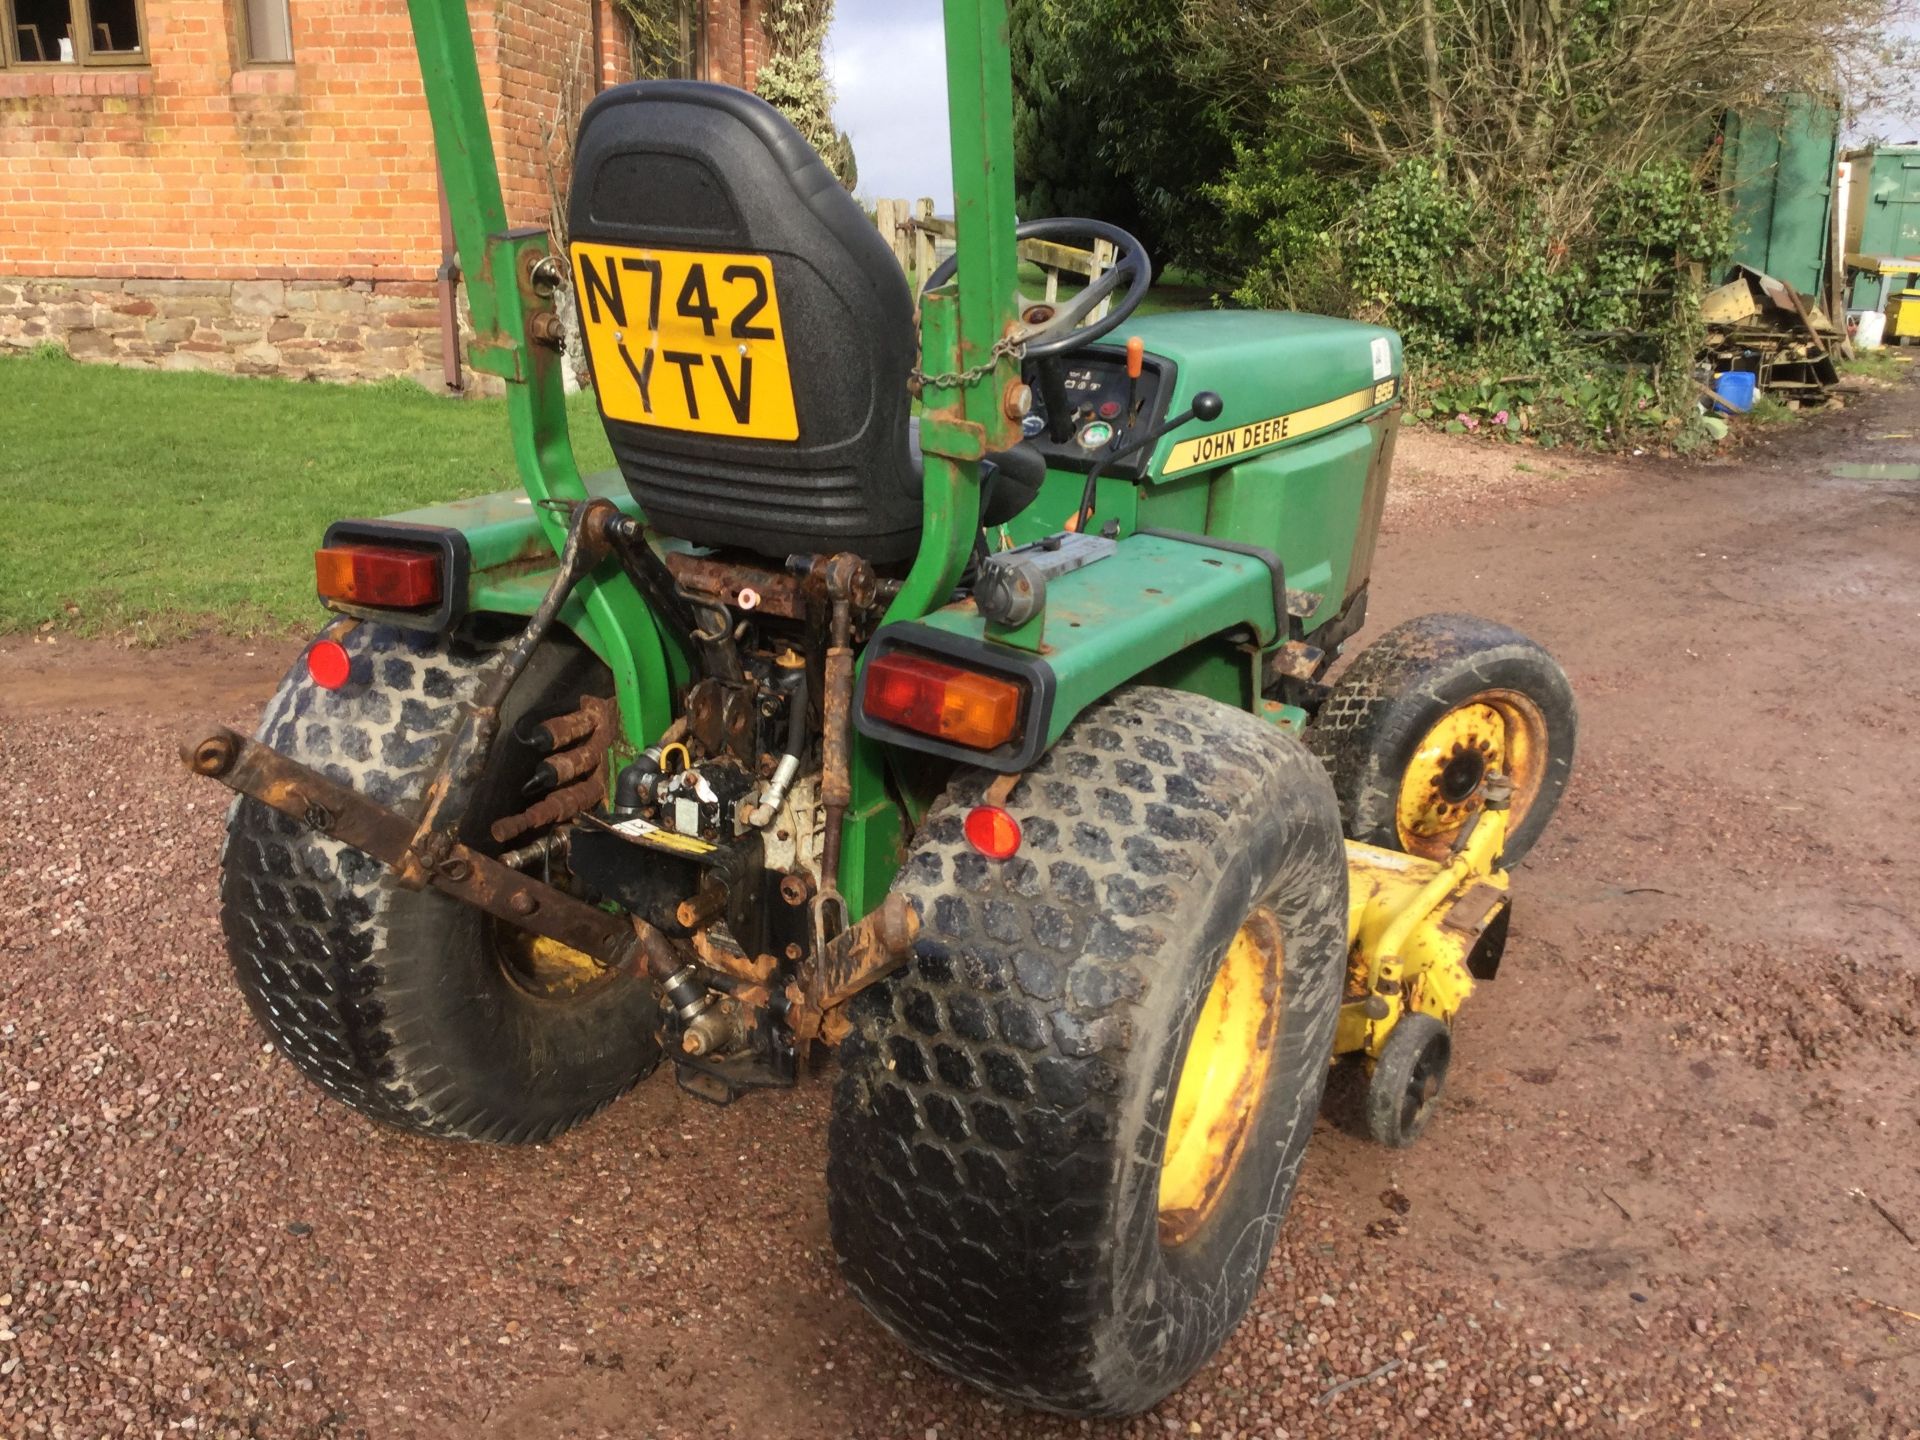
[570, 242, 799, 441]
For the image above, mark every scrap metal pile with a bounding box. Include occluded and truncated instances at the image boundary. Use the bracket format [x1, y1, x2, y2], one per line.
[1702, 263, 1844, 404]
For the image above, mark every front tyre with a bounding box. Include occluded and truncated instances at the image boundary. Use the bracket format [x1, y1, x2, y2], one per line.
[219, 621, 663, 1144]
[828, 687, 1348, 1416]
[1306, 612, 1576, 865]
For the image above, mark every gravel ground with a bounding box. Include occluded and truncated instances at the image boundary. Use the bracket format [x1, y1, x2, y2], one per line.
[4, 376, 1918, 1438]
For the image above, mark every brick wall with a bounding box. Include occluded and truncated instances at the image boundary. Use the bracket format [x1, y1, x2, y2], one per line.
[703, 0, 759, 89]
[0, 0, 765, 386]
[0, 0, 443, 284]
[484, 0, 610, 238]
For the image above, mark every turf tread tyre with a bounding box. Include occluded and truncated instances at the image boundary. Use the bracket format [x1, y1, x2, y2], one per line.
[1305, 612, 1575, 864]
[219, 622, 661, 1143]
[828, 686, 1348, 1416]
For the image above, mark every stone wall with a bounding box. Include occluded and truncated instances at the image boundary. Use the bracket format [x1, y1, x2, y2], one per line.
[0, 276, 469, 387]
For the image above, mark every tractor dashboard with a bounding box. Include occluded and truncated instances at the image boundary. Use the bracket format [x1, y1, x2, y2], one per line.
[1022, 343, 1174, 480]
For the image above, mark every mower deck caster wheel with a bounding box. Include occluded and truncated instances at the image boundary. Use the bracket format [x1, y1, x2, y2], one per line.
[1366, 1013, 1452, 1148]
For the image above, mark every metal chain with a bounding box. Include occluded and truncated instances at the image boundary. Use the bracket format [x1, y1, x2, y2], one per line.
[909, 334, 1027, 392]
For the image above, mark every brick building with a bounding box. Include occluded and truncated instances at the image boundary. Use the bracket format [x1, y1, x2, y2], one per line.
[0, 0, 764, 387]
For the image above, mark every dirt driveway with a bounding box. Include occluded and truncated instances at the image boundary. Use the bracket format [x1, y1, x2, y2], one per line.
[4, 382, 1918, 1439]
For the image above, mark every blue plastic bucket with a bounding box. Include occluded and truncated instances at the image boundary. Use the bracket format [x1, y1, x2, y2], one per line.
[1713, 371, 1756, 414]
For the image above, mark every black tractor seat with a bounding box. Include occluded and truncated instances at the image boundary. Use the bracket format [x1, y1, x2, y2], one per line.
[569, 82, 1035, 563]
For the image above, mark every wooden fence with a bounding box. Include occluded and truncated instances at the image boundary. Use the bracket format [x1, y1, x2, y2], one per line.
[872, 197, 1118, 321]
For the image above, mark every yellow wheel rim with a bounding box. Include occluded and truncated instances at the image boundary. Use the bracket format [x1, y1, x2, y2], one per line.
[493, 924, 608, 998]
[1393, 689, 1548, 861]
[1157, 908, 1284, 1247]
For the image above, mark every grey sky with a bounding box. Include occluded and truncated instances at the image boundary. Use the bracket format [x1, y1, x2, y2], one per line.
[827, 0, 952, 203]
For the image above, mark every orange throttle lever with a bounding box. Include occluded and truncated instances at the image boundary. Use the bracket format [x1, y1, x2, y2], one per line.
[1124, 335, 1145, 424]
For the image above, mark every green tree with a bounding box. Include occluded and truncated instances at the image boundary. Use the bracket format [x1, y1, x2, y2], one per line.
[1010, 1, 1136, 228]
[1009, 0, 1235, 270]
[756, 0, 858, 188]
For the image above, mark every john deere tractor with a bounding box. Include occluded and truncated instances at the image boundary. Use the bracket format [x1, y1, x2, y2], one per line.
[187, 0, 1575, 1416]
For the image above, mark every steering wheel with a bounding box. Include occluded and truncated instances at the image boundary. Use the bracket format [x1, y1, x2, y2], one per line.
[921, 217, 1153, 360]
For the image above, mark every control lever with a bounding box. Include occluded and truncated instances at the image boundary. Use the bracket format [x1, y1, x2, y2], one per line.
[1122, 335, 1145, 430]
[1073, 389, 1223, 533]
[1035, 356, 1076, 443]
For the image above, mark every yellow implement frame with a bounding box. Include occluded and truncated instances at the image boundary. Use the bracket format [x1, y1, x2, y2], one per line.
[1335, 795, 1512, 1061]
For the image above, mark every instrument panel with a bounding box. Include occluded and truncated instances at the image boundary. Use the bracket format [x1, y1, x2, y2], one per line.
[1021, 346, 1172, 479]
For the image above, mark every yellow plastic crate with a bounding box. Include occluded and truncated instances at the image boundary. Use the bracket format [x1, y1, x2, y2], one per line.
[1889, 290, 1920, 342]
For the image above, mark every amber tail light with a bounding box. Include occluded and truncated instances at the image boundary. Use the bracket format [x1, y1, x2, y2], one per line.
[863, 651, 1025, 751]
[315, 544, 442, 609]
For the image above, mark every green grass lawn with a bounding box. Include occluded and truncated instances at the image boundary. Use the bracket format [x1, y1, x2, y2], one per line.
[2, 282, 1215, 641]
[0, 349, 617, 640]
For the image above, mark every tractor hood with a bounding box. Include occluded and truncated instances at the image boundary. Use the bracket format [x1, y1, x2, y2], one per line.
[1128, 311, 1402, 481]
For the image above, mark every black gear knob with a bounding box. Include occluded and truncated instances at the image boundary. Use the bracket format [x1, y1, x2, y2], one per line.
[1192, 391, 1224, 421]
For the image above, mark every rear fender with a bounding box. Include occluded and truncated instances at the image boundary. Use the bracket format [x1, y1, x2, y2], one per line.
[854, 530, 1285, 774]
[317, 472, 686, 746]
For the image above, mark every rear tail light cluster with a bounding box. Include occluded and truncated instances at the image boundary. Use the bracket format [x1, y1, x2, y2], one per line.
[862, 651, 1025, 752]
[314, 543, 442, 609]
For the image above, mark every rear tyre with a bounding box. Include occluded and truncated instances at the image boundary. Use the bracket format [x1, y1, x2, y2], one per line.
[219, 621, 663, 1143]
[1365, 1013, 1451, 1149]
[827, 687, 1348, 1416]
[1305, 612, 1576, 864]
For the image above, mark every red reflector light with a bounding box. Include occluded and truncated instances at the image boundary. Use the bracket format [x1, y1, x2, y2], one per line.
[306, 639, 352, 691]
[863, 652, 1025, 751]
[314, 544, 441, 609]
[965, 805, 1022, 859]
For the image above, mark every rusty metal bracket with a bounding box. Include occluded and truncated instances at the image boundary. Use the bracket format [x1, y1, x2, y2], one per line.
[187, 727, 637, 969]
[915, 414, 988, 463]
[1439, 881, 1508, 937]
[662, 551, 810, 621]
[399, 497, 622, 884]
[788, 893, 919, 1046]
[812, 553, 876, 953]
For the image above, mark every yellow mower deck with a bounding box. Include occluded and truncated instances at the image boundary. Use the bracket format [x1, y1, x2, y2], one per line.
[1153, 788, 1514, 1226]
[1336, 801, 1511, 1063]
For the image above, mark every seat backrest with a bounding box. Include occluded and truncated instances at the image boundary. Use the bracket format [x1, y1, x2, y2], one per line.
[568, 82, 922, 562]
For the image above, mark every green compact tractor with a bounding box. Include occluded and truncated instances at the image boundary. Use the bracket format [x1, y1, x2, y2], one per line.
[187, 0, 1575, 1417]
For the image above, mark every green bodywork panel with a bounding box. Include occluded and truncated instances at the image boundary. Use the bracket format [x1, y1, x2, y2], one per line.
[1204, 422, 1382, 632]
[913, 532, 1278, 748]
[1131, 309, 1399, 466]
[375, 469, 637, 578]
[940, 308, 1402, 728]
